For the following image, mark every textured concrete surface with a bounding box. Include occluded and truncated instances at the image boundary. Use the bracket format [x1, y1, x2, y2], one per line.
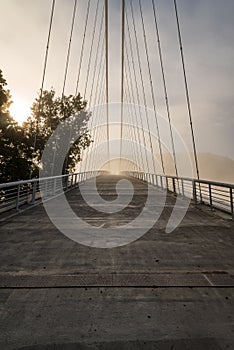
[1, 288, 234, 350]
[0, 175, 234, 349]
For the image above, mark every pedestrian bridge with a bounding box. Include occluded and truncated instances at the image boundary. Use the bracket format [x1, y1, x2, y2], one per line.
[1, 0, 234, 347]
[0, 173, 234, 350]
[1, 172, 234, 284]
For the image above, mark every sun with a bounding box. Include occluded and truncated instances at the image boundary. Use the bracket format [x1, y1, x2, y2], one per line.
[9, 97, 31, 125]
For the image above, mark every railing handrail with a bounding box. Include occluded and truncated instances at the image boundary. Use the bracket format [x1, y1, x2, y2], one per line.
[0, 170, 103, 216]
[0, 171, 99, 189]
[129, 171, 234, 189]
[128, 171, 234, 219]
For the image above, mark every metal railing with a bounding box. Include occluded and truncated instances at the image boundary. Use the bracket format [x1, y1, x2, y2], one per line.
[128, 172, 234, 219]
[0, 171, 101, 215]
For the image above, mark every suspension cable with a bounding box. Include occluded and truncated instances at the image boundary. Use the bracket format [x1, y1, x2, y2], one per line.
[92, 38, 105, 109]
[138, 0, 165, 175]
[130, 0, 157, 174]
[125, 10, 149, 173]
[79, 0, 102, 173]
[152, 0, 178, 177]
[86, 51, 105, 171]
[125, 39, 144, 169]
[105, 0, 110, 165]
[124, 70, 137, 164]
[124, 69, 140, 168]
[62, 0, 77, 97]
[120, 0, 125, 162]
[75, 0, 91, 95]
[31, 0, 56, 179]
[173, 0, 200, 181]
[124, 76, 141, 169]
[88, 4, 104, 107]
[62, 0, 80, 174]
[90, 77, 106, 171]
[83, 35, 105, 172]
[83, 0, 100, 100]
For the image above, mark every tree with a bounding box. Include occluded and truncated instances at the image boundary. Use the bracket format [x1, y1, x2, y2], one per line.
[0, 68, 92, 183]
[23, 89, 92, 177]
[0, 69, 32, 183]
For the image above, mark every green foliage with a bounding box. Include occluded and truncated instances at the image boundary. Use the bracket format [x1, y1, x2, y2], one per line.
[23, 89, 92, 176]
[0, 69, 32, 182]
[0, 69, 92, 183]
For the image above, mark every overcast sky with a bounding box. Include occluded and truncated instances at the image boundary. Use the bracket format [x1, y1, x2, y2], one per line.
[0, 0, 233, 161]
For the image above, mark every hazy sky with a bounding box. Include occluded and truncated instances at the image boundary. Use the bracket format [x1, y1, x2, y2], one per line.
[0, 0, 233, 160]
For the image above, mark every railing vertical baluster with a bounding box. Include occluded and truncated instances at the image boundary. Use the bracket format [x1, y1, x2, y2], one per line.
[67, 175, 69, 189]
[160, 176, 163, 189]
[155, 175, 158, 187]
[53, 178, 56, 196]
[31, 181, 37, 204]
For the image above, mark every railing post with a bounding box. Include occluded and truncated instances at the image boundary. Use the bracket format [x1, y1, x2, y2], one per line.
[16, 185, 20, 211]
[230, 188, 234, 220]
[172, 178, 176, 194]
[181, 179, 185, 196]
[193, 180, 197, 204]
[209, 183, 213, 210]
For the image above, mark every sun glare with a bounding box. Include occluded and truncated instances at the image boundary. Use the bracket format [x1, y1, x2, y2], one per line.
[10, 97, 31, 125]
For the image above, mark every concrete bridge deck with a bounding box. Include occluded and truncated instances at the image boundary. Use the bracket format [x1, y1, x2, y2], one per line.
[0, 175, 234, 349]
